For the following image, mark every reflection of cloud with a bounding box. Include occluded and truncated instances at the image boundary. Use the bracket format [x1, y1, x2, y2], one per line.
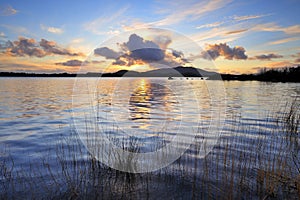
[250, 53, 283, 61]
[0, 4, 17, 16]
[200, 43, 247, 60]
[2, 37, 84, 57]
[129, 80, 176, 129]
[40, 24, 64, 34]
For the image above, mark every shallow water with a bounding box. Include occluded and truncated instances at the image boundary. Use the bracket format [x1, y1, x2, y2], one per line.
[0, 77, 299, 198]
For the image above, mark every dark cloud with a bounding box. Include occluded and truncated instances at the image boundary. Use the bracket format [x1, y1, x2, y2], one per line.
[122, 34, 165, 62]
[0, 40, 13, 49]
[3, 37, 83, 57]
[55, 59, 84, 66]
[94, 47, 120, 59]
[55, 59, 105, 66]
[291, 52, 300, 63]
[225, 29, 248, 35]
[201, 43, 248, 60]
[9, 37, 46, 57]
[250, 53, 283, 60]
[93, 33, 190, 68]
[40, 39, 82, 56]
[171, 49, 184, 58]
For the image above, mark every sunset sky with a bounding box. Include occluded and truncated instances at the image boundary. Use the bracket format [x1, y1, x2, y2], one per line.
[0, 0, 300, 74]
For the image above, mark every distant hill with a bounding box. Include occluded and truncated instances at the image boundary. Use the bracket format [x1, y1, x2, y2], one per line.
[1, 65, 299, 82]
[139, 66, 218, 77]
[0, 66, 217, 78]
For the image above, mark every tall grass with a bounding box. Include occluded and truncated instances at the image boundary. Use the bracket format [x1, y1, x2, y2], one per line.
[0, 99, 299, 199]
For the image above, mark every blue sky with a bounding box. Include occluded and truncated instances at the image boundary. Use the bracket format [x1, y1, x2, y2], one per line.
[0, 0, 300, 74]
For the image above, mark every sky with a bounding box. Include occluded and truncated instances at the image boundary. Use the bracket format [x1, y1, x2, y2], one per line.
[0, 0, 300, 74]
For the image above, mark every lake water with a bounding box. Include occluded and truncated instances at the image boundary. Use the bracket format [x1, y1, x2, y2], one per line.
[0, 77, 299, 199]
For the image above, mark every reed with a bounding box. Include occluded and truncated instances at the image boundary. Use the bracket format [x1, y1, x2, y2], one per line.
[0, 99, 299, 199]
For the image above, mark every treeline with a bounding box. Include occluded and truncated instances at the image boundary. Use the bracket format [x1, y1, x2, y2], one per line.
[220, 65, 300, 82]
[1, 65, 299, 82]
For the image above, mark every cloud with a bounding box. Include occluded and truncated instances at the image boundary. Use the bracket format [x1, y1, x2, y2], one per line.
[94, 33, 188, 68]
[251, 23, 300, 35]
[233, 14, 270, 21]
[0, 32, 5, 38]
[55, 59, 84, 66]
[291, 52, 300, 63]
[3, 37, 84, 57]
[1, 24, 29, 35]
[70, 38, 84, 44]
[225, 29, 248, 35]
[152, 0, 232, 26]
[39, 39, 83, 56]
[268, 37, 300, 45]
[9, 37, 46, 57]
[41, 24, 64, 34]
[250, 53, 283, 61]
[200, 43, 247, 60]
[153, 35, 172, 49]
[196, 21, 224, 29]
[94, 47, 120, 59]
[121, 34, 164, 61]
[0, 4, 17, 16]
[84, 6, 129, 35]
[265, 61, 296, 68]
[0, 40, 13, 50]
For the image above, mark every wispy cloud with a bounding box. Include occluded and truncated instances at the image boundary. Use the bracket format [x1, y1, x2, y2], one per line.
[1, 24, 29, 35]
[151, 0, 232, 26]
[0, 4, 17, 16]
[233, 14, 270, 21]
[55, 59, 84, 66]
[225, 29, 248, 35]
[249, 53, 283, 61]
[268, 37, 300, 45]
[196, 21, 224, 29]
[265, 61, 296, 68]
[251, 23, 300, 35]
[0, 32, 5, 38]
[70, 38, 85, 44]
[84, 6, 129, 35]
[40, 24, 64, 34]
[191, 24, 248, 44]
[283, 25, 300, 35]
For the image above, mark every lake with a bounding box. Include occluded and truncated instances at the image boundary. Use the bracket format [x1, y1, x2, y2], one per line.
[0, 77, 299, 199]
